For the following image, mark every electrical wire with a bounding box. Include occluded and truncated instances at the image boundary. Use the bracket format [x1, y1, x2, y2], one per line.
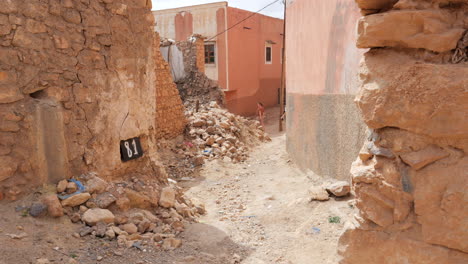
[206, 0, 283, 41]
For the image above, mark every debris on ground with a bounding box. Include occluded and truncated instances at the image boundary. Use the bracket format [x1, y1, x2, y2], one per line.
[158, 102, 271, 180]
[20, 173, 205, 252]
[325, 181, 351, 197]
[309, 181, 351, 201]
[185, 102, 270, 164]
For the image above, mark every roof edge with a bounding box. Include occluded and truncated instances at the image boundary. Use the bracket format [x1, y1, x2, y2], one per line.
[152, 1, 228, 14]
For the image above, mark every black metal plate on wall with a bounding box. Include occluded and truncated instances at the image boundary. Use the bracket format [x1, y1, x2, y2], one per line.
[120, 137, 143, 162]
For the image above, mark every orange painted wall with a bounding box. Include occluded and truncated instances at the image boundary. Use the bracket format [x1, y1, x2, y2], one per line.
[225, 7, 283, 116]
[174, 12, 193, 41]
[216, 8, 228, 91]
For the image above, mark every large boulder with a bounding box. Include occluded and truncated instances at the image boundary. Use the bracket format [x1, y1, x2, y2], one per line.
[82, 208, 115, 226]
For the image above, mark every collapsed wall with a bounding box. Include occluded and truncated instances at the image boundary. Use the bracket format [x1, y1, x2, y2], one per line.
[160, 36, 225, 108]
[0, 0, 163, 200]
[339, 0, 468, 263]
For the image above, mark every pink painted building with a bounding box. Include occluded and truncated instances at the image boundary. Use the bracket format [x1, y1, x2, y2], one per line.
[285, 0, 366, 179]
[153, 2, 284, 116]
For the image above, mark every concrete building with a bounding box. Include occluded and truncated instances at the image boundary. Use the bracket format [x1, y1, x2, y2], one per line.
[285, 0, 366, 180]
[153, 2, 284, 116]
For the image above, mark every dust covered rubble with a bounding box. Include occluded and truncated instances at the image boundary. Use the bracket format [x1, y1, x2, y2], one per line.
[22, 173, 206, 251]
[308, 181, 351, 201]
[185, 102, 271, 164]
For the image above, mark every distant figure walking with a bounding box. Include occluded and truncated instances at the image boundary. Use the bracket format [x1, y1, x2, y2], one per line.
[257, 102, 265, 129]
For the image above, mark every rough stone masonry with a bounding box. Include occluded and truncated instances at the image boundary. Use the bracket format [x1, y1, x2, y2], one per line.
[339, 0, 467, 263]
[0, 0, 178, 200]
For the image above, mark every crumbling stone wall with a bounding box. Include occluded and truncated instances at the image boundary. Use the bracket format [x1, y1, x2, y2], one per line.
[339, 0, 467, 263]
[175, 36, 225, 107]
[0, 0, 163, 200]
[154, 32, 186, 139]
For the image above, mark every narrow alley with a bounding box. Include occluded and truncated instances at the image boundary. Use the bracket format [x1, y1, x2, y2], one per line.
[0, 1, 466, 263]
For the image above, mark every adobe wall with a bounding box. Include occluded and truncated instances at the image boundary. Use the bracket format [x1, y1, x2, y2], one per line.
[285, 0, 366, 180]
[339, 0, 468, 263]
[154, 32, 186, 139]
[0, 0, 164, 200]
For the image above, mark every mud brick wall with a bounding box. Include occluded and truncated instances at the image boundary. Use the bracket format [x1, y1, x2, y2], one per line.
[154, 32, 186, 139]
[0, 0, 164, 200]
[339, 1, 468, 263]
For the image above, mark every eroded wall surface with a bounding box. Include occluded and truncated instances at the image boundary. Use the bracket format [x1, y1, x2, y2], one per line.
[285, 0, 366, 179]
[0, 0, 162, 200]
[339, 0, 468, 263]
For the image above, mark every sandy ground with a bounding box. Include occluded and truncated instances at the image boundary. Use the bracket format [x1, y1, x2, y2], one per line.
[0, 108, 354, 264]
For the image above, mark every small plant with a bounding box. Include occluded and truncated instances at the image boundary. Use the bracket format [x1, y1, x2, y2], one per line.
[328, 216, 341, 224]
[70, 253, 78, 259]
[20, 209, 29, 217]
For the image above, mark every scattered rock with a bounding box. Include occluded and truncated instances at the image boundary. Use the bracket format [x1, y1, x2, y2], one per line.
[125, 189, 152, 209]
[193, 155, 204, 166]
[66, 182, 78, 193]
[82, 208, 115, 226]
[69, 212, 81, 223]
[162, 237, 182, 250]
[61, 193, 91, 207]
[56, 180, 68, 193]
[138, 220, 151, 233]
[94, 192, 116, 208]
[86, 176, 108, 194]
[115, 215, 128, 225]
[42, 194, 64, 217]
[116, 197, 131, 211]
[326, 181, 351, 197]
[79, 205, 88, 213]
[159, 187, 176, 208]
[106, 228, 115, 240]
[94, 222, 107, 238]
[308, 186, 330, 201]
[79, 226, 93, 237]
[121, 223, 138, 234]
[29, 202, 48, 217]
[6, 232, 28, 239]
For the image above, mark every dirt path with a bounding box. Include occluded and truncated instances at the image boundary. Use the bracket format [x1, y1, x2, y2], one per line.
[182, 122, 353, 264]
[0, 109, 353, 264]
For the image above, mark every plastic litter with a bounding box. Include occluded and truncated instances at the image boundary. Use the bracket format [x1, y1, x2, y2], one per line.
[242, 215, 256, 218]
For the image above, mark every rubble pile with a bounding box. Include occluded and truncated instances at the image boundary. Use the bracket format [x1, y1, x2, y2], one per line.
[30, 173, 205, 251]
[156, 102, 270, 180]
[186, 102, 270, 163]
